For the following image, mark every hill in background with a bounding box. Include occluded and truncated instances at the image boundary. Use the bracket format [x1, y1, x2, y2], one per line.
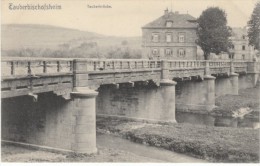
[1, 24, 142, 59]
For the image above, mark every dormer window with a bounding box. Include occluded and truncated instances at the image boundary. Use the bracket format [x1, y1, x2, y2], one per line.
[166, 21, 173, 27]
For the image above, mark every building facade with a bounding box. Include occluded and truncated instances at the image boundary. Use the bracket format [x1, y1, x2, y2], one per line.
[142, 9, 198, 60]
[229, 27, 255, 61]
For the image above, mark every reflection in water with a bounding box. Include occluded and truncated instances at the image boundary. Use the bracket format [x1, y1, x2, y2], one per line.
[176, 111, 260, 129]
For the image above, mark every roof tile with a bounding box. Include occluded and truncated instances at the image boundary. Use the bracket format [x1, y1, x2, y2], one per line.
[143, 11, 197, 28]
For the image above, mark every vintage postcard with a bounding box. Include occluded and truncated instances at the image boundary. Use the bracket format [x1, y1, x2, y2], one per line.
[1, 0, 260, 163]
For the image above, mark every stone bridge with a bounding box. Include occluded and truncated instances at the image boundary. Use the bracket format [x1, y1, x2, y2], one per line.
[1, 57, 260, 154]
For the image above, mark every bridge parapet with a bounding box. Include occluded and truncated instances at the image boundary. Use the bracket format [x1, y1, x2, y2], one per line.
[79, 59, 161, 72]
[233, 61, 248, 73]
[1, 58, 74, 98]
[1, 58, 257, 98]
[1, 58, 73, 78]
[247, 61, 260, 73]
[2, 58, 253, 78]
[167, 60, 206, 69]
[166, 60, 206, 79]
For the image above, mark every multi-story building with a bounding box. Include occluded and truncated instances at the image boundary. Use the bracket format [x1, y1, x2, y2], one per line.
[229, 27, 255, 61]
[142, 9, 198, 60]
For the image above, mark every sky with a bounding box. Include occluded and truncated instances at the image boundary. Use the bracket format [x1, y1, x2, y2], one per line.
[1, 0, 259, 36]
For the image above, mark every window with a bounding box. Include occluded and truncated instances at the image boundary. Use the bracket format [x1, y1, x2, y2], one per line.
[242, 54, 245, 60]
[152, 48, 159, 55]
[178, 33, 185, 42]
[242, 45, 245, 50]
[242, 35, 245, 39]
[165, 48, 172, 55]
[166, 33, 172, 42]
[166, 21, 173, 27]
[229, 53, 235, 59]
[152, 33, 159, 42]
[178, 49, 186, 57]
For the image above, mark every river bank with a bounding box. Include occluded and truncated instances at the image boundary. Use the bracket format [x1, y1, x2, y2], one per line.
[213, 84, 260, 118]
[2, 133, 205, 162]
[96, 86, 260, 162]
[96, 116, 259, 163]
[96, 86, 260, 163]
[2, 86, 259, 162]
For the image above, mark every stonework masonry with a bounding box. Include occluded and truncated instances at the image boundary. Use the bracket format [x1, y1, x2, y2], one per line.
[2, 89, 98, 154]
[175, 76, 216, 112]
[2, 93, 76, 151]
[96, 81, 176, 123]
[1, 58, 259, 154]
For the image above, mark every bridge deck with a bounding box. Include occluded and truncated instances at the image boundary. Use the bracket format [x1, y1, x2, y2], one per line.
[1, 57, 259, 98]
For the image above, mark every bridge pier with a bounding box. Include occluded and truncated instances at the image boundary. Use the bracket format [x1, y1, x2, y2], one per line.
[176, 75, 216, 112]
[2, 89, 99, 154]
[204, 75, 216, 111]
[229, 73, 239, 95]
[239, 73, 259, 90]
[215, 73, 239, 97]
[71, 87, 98, 154]
[159, 79, 177, 123]
[238, 62, 260, 89]
[97, 80, 177, 123]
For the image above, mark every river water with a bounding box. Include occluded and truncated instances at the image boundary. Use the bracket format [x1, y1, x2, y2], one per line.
[97, 133, 207, 163]
[176, 111, 260, 129]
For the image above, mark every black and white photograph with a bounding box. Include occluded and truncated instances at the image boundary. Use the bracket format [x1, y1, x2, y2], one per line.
[1, 0, 260, 163]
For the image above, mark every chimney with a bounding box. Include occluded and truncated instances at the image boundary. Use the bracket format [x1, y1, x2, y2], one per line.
[164, 8, 169, 15]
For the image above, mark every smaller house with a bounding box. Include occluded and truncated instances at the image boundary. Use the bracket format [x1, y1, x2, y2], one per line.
[229, 27, 255, 61]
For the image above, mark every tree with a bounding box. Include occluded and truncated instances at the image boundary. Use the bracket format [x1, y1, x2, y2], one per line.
[197, 7, 232, 60]
[247, 1, 260, 50]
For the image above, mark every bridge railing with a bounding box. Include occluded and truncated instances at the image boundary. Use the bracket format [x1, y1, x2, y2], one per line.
[2, 58, 256, 78]
[247, 61, 260, 73]
[82, 59, 161, 72]
[1, 58, 73, 77]
[208, 61, 231, 68]
[167, 60, 206, 69]
[233, 61, 248, 67]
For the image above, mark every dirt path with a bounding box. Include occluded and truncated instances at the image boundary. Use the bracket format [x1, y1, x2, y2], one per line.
[1, 133, 207, 162]
[97, 133, 207, 163]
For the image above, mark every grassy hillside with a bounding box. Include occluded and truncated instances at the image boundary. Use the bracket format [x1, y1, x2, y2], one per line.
[1, 24, 142, 58]
[1, 24, 104, 50]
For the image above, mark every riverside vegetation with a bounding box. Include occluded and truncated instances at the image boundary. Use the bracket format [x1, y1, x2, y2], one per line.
[96, 86, 260, 163]
[96, 117, 259, 162]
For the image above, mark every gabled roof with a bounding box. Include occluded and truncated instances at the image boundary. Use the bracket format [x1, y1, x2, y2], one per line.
[143, 11, 197, 29]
